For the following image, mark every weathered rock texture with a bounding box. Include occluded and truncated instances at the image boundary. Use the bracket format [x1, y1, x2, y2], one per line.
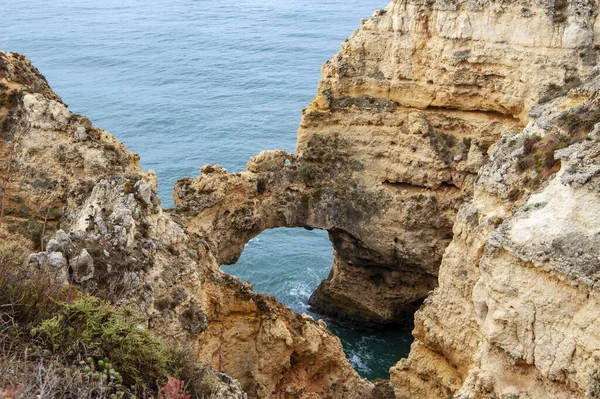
[5, 0, 600, 395]
[173, 0, 600, 397]
[0, 51, 373, 399]
[173, 0, 599, 328]
[390, 79, 600, 398]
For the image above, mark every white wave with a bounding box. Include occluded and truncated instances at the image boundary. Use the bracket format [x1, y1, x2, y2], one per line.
[348, 353, 371, 374]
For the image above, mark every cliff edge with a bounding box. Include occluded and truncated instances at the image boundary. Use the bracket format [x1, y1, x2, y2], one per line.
[3, 0, 600, 397]
[0, 51, 373, 399]
[174, 0, 600, 397]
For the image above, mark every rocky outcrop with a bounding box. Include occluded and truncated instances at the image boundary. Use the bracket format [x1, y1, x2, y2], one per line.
[0, 52, 141, 249]
[5, 0, 600, 395]
[296, 0, 600, 327]
[0, 51, 373, 399]
[173, 0, 599, 327]
[391, 74, 600, 398]
[172, 0, 600, 396]
[173, 149, 451, 326]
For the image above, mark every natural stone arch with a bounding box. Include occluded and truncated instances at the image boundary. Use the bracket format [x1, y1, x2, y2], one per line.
[174, 133, 470, 326]
[0, 50, 377, 399]
[173, 0, 600, 330]
[224, 226, 333, 314]
[173, 78, 527, 329]
[226, 225, 417, 381]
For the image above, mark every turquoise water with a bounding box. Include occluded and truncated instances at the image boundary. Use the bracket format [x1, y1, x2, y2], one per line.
[2, 0, 412, 380]
[230, 228, 414, 380]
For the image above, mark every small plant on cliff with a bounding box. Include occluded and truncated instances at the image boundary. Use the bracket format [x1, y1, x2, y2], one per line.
[522, 134, 541, 155]
[297, 164, 317, 181]
[515, 127, 585, 179]
[1, 383, 23, 399]
[0, 89, 20, 109]
[312, 187, 324, 201]
[158, 377, 191, 399]
[123, 180, 137, 195]
[31, 295, 169, 388]
[589, 368, 600, 397]
[558, 106, 600, 135]
[25, 218, 44, 251]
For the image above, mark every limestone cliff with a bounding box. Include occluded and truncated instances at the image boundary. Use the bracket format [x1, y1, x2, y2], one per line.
[173, 0, 599, 328]
[172, 0, 600, 397]
[294, 0, 599, 328]
[391, 77, 600, 398]
[0, 51, 373, 399]
[5, 0, 600, 396]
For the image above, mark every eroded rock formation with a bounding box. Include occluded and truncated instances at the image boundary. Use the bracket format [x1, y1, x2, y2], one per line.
[173, 0, 599, 328]
[391, 80, 600, 398]
[4, 0, 600, 396]
[0, 51, 373, 399]
[173, 0, 600, 397]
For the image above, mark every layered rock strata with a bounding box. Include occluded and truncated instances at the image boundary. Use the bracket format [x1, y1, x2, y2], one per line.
[4, 0, 600, 396]
[392, 75, 600, 398]
[174, 0, 599, 327]
[0, 51, 373, 399]
[173, 0, 600, 396]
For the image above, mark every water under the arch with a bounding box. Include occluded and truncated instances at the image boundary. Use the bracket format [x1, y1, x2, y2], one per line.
[3, 0, 413, 380]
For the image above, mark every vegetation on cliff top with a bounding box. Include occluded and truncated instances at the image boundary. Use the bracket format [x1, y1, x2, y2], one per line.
[0, 242, 220, 399]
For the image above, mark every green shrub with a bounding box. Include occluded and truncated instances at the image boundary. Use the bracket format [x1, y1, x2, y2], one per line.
[297, 164, 317, 180]
[31, 295, 168, 388]
[1, 240, 220, 398]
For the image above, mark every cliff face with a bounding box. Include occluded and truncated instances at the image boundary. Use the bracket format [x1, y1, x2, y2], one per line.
[174, 0, 599, 327]
[0, 51, 372, 399]
[392, 79, 600, 398]
[173, 0, 600, 397]
[314, 1, 600, 396]
[297, 0, 600, 327]
[307, 0, 599, 122]
[4, 0, 600, 396]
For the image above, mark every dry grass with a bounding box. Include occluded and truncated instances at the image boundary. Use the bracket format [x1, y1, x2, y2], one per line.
[0, 242, 73, 327]
[0, 353, 108, 399]
[0, 240, 223, 399]
[0, 122, 29, 230]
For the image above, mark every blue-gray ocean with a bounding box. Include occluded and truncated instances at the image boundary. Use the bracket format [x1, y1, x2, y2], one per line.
[2, 0, 413, 380]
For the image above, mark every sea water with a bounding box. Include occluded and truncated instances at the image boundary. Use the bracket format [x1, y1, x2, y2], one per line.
[230, 229, 414, 380]
[2, 0, 412, 380]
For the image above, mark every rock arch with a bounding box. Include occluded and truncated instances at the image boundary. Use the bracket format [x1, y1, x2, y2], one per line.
[173, 122, 482, 326]
[173, 0, 600, 329]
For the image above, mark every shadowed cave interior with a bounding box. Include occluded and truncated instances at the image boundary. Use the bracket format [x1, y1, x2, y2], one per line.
[221, 227, 415, 380]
